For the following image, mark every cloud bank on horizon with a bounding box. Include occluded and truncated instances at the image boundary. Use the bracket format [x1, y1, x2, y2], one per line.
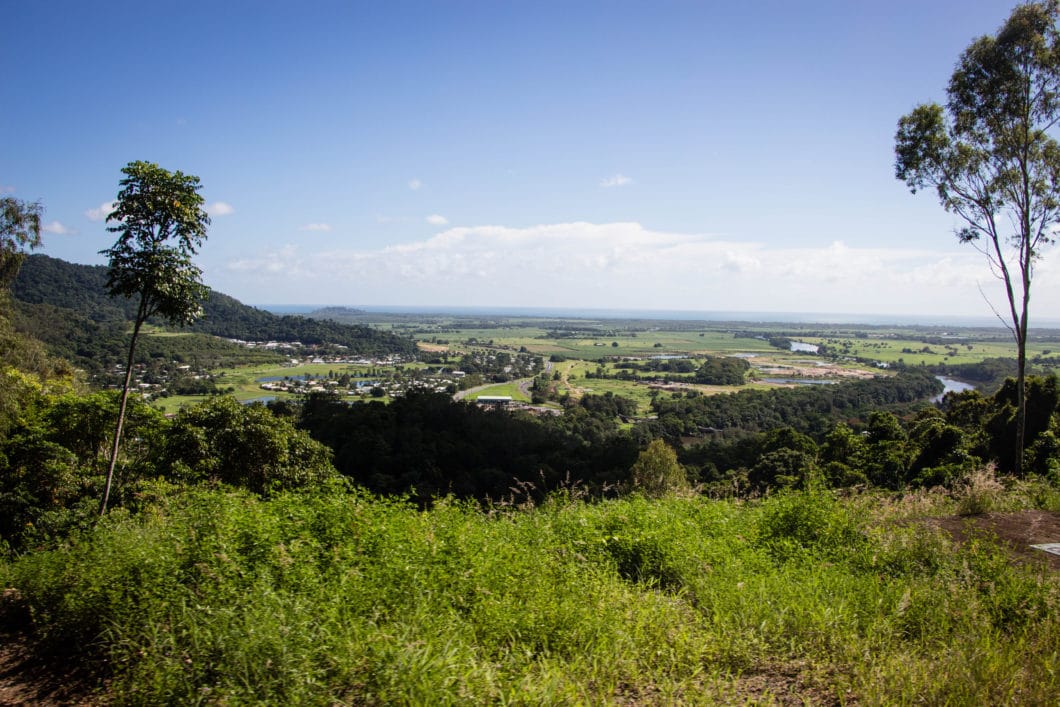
[221, 220, 1059, 318]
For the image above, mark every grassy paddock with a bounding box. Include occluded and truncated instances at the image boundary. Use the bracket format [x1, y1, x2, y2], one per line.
[4, 485, 1060, 704]
[465, 382, 531, 402]
[153, 362, 381, 413]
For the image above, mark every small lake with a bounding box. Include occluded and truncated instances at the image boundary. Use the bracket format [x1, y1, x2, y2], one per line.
[256, 375, 380, 389]
[763, 378, 837, 386]
[932, 376, 975, 402]
[241, 396, 277, 405]
[790, 341, 819, 353]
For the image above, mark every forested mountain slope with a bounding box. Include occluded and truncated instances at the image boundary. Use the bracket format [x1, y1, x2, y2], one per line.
[12, 255, 416, 359]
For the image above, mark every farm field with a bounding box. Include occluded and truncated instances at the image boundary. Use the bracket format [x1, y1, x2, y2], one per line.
[464, 382, 531, 402]
[148, 313, 1060, 415]
[801, 335, 1051, 367]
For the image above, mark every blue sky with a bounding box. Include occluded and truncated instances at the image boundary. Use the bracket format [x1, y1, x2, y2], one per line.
[5, 0, 1058, 320]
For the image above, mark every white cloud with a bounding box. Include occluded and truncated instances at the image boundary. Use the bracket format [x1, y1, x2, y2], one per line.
[426, 214, 449, 226]
[43, 221, 75, 235]
[207, 201, 234, 216]
[408, 178, 422, 191]
[229, 245, 301, 276]
[721, 250, 761, 273]
[0, 185, 14, 194]
[299, 223, 333, 232]
[600, 174, 633, 188]
[222, 221, 1056, 318]
[85, 201, 115, 221]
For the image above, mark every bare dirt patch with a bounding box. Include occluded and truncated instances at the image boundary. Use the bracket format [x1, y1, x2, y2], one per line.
[722, 661, 850, 706]
[0, 590, 101, 706]
[755, 361, 877, 381]
[923, 509, 1060, 571]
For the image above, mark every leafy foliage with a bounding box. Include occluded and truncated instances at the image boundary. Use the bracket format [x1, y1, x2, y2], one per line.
[0, 389, 164, 547]
[0, 197, 42, 288]
[298, 391, 639, 502]
[629, 439, 687, 496]
[160, 397, 336, 493]
[99, 161, 214, 514]
[652, 369, 943, 438]
[102, 161, 211, 327]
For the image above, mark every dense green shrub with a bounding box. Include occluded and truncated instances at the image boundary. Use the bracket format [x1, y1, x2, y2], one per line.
[161, 396, 336, 493]
[5, 488, 1060, 704]
[628, 439, 687, 497]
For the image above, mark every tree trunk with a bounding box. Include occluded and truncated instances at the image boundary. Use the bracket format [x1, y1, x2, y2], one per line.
[99, 305, 146, 515]
[1015, 333, 1027, 477]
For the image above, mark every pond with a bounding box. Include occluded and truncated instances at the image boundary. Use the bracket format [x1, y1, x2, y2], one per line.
[241, 396, 277, 405]
[932, 376, 975, 403]
[790, 341, 819, 353]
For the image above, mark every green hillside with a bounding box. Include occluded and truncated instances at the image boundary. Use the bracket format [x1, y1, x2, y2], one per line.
[11, 255, 417, 368]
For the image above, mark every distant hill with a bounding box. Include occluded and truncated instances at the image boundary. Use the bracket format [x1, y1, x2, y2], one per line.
[307, 306, 368, 321]
[12, 255, 417, 368]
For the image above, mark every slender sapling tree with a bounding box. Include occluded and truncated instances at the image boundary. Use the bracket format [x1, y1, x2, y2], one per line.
[99, 161, 210, 514]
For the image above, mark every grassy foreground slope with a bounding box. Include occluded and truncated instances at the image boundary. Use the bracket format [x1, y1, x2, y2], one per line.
[4, 485, 1060, 704]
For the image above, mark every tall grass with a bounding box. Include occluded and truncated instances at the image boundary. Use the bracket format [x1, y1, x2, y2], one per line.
[3, 486, 1059, 704]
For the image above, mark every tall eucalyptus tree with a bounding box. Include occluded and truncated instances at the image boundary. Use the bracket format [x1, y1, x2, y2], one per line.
[895, 1, 1060, 475]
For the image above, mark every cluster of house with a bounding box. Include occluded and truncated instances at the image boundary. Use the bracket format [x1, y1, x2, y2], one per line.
[225, 339, 411, 367]
[259, 370, 466, 399]
[109, 363, 208, 400]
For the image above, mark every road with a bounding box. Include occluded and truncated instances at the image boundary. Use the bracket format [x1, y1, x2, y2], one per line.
[452, 360, 551, 402]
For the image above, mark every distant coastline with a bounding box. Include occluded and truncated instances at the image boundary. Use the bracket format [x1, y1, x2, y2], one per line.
[254, 304, 1060, 329]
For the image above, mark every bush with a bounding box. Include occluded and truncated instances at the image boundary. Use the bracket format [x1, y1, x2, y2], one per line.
[161, 397, 336, 493]
[629, 439, 688, 497]
[756, 490, 865, 561]
[955, 467, 1005, 516]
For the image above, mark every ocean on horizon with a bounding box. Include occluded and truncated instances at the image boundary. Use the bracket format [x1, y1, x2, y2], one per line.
[253, 304, 1060, 329]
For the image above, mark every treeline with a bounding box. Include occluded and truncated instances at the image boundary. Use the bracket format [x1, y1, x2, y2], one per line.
[606, 356, 750, 385]
[0, 391, 335, 549]
[925, 356, 1060, 393]
[683, 374, 1060, 493]
[0, 383, 645, 549]
[930, 357, 1017, 387]
[296, 391, 641, 503]
[651, 370, 943, 438]
[12, 254, 417, 358]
